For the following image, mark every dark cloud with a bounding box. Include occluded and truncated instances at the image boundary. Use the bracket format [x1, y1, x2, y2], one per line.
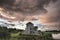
[0, 0, 59, 22]
[0, 0, 57, 15]
[39, 0, 60, 30]
[0, 0, 60, 30]
[0, 0, 14, 5]
[44, 0, 60, 23]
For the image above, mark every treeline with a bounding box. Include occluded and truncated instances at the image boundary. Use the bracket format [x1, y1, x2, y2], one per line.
[0, 26, 55, 40]
[0, 27, 23, 38]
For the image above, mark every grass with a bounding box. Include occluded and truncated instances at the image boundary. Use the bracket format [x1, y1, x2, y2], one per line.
[10, 32, 20, 37]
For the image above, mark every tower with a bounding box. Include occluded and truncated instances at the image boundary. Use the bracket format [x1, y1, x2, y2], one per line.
[24, 22, 38, 35]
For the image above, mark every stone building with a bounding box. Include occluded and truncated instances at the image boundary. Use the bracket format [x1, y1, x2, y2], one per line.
[23, 22, 38, 35]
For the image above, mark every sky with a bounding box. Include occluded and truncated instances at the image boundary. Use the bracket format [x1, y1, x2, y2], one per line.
[0, 18, 41, 30]
[0, 0, 60, 30]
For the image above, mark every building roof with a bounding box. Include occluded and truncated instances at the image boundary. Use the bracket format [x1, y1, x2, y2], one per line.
[26, 22, 33, 25]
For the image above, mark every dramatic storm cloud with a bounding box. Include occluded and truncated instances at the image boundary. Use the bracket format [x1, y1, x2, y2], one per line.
[0, 0, 57, 20]
[0, 0, 60, 30]
[40, 0, 60, 23]
[38, 0, 60, 30]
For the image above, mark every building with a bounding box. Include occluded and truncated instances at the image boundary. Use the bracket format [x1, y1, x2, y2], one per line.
[23, 22, 38, 35]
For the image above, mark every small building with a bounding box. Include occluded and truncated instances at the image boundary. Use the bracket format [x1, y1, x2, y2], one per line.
[52, 33, 60, 40]
[23, 22, 38, 35]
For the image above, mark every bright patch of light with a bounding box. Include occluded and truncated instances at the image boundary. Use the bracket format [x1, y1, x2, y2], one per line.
[0, 8, 16, 19]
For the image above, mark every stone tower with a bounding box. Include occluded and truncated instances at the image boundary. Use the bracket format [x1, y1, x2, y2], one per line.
[24, 22, 38, 35]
